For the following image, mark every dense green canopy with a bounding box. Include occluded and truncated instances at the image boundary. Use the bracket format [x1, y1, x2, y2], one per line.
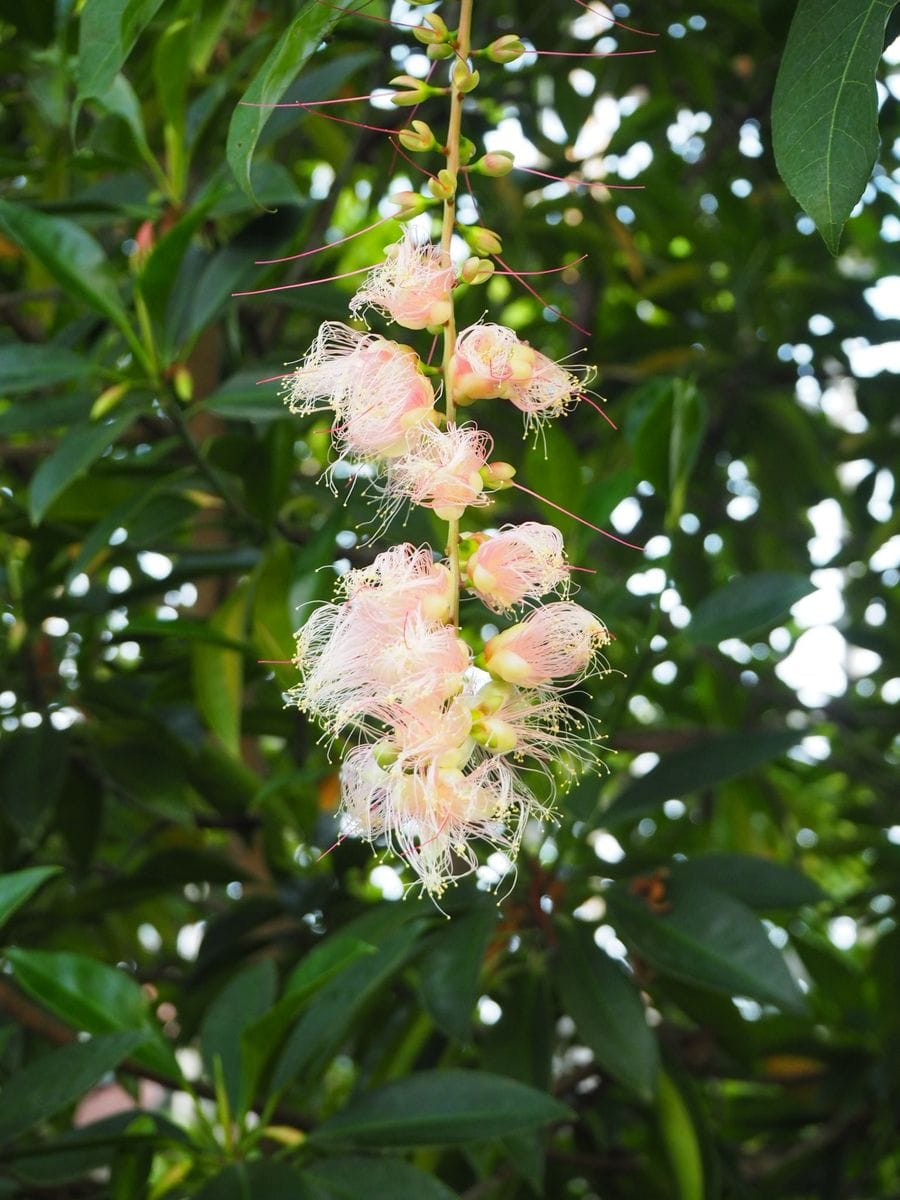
[1, 0, 899, 1196]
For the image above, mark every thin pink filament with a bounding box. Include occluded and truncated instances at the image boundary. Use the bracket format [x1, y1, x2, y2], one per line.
[578, 392, 618, 430]
[233, 261, 376, 299]
[532, 48, 655, 57]
[239, 92, 385, 108]
[512, 481, 642, 550]
[494, 255, 588, 277]
[571, 0, 660, 36]
[516, 165, 644, 191]
[255, 213, 397, 266]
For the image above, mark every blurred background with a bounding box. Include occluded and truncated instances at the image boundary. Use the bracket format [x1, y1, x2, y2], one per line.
[1, 0, 899, 1196]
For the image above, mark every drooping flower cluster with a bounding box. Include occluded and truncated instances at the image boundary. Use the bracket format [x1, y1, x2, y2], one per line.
[279, 7, 618, 899]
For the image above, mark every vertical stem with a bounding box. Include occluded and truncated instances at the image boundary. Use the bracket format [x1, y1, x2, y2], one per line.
[441, 0, 474, 628]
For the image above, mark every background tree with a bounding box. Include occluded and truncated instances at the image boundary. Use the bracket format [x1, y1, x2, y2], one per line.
[1, 0, 899, 1197]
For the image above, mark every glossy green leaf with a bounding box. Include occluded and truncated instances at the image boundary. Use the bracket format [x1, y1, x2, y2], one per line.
[657, 1070, 704, 1200]
[0, 343, 91, 395]
[4, 948, 176, 1076]
[28, 411, 137, 524]
[605, 876, 807, 1013]
[671, 854, 823, 910]
[194, 1161, 318, 1200]
[772, 0, 899, 254]
[77, 0, 166, 100]
[554, 923, 658, 1101]
[0, 866, 60, 931]
[305, 1155, 458, 1200]
[192, 580, 250, 755]
[686, 571, 815, 644]
[0, 200, 143, 361]
[626, 377, 707, 519]
[311, 1069, 572, 1147]
[0, 1031, 144, 1144]
[200, 959, 277, 1113]
[226, 0, 353, 205]
[604, 730, 800, 823]
[419, 905, 496, 1042]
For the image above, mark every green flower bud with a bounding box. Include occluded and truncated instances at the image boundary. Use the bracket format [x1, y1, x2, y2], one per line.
[389, 75, 445, 106]
[485, 35, 526, 64]
[458, 136, 477, 164]
[463, 225, 503, 256]
[452, 60, 480, 94]
[473, 151, 515, 177]
[412, 12, 449, 44]
[397, 119, 437, 153]
[388, 190, 435, 219]
[481, 461, 516, 490]
[427, 42, 455, 60]
[460, 256, 495, 285]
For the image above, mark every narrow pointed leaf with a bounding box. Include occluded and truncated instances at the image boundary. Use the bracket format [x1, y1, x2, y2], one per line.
[0, 867, 60, 931]
[686, 571, 815, 645]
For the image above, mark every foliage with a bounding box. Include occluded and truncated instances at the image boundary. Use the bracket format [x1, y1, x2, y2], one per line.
[1, 1, 899, 1197]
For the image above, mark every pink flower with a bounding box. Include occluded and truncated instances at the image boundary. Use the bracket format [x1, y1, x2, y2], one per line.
[350, 231, 456, 330]
[466, 521, 569, 612]
[284, 322, 436, 459]
[339, 750, 536, 896]
[449, 323, 538, 403]
[483, 601, 610, 687]
[339, 543, 455, 625]
[384, 423, 493, 521]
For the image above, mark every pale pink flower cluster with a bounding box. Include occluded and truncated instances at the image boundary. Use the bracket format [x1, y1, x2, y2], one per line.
[284, 231, 612, 897]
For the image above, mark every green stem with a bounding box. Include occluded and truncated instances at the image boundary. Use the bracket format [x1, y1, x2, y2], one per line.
[441, 0, 474, 628]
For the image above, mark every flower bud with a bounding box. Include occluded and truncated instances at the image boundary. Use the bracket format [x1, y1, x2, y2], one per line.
[463, 225, 503, 256]
[413, 12, 449, 44]
[471, 716, 518, 754]
[457, 531, 488, 569]
[471, 679, 516, 714]
[427, 42, 455, 60]
[451, 60, 480, 94]
[473, 151, 514, 178]
[459, 256, 495, 286]
[397, 119, 437, 153]
[427, 168, 457, 201]
[390, 75, 445, 106]
[485, 35, 527, 64]
[458, 136, 477, 164]
[388, 190, 435, 220]
[373, 740, 399, 768]
[481, 461, 516, 490]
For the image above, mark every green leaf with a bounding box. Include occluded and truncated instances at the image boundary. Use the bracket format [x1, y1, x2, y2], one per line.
[0, 867, 60, 932]
[77, 0, 166, 101]
[192, 580, 250, 755]
[626, 377, 707, 520]
[686, 571, 815, 644]
[310, 1069, 572, 1147]
[194, 1162, 318, 1200]
[0, 1031, 144, 1144]
[4, 948, 176, 1076]
[0, 343, 92, 395]
[0, 725, 68, 844]
[670, 855, 824, 910]
[28, 411, 137, 524]
[305, 1155, 459, 1200]
[419, 905, 496, 1042]
[605, 876, 807, 1013]
[0, 200, 143, 362]
[226, 0, 352, 205]
[554, 923, 659, 1101]
[604, 730, 800, 823]
[200, 959, 277, 1114]
[656, 1070, 704, 1200]
[772, 0, 899, 254]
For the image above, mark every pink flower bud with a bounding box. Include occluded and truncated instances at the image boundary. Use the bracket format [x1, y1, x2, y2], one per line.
[475, 151, 515, 178]
[484, 602, 610, 687]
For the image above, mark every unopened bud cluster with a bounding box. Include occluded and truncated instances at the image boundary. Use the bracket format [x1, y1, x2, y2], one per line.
[282, 1, 612, 898]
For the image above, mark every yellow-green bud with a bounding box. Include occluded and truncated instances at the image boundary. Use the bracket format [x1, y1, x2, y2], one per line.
[398, 119, 437, 153]
[413, 12, 449, 44]
[390, 75, 444, 106]
[474, 151, 514, 177]
[427, 42, 455, 60]
[460, 256, 495, 285]
[427, 168, 456, 201]
[464, 225, 503, 256]
[458, 136, 477, 164]
[472, 716, 518, 754]
[373, 741, 399, 768]
[388, 190, 435, 220]
[452, 60, 480, 94]
[485, 35, 526, 64]
[481, 461, 517, 490]
[472, 679, 516, 714]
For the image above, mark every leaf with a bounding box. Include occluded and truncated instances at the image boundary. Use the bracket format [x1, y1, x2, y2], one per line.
[686, 571, 815, 644]
[0, 1032, 144, 1143]
[310, 1069, 572, 1147]
[772, 0, 899, 254]
[605, 876, 807, 1014]
[419, 905, 496, 1042]
[0, 867, 60, 932]
[0, 200, 143, 361]
[0, 725, 68, 844]
[0, 343, 92, 395]
[4, 948, 176, 1076]
[77, 0, 166, 101]
[554, 923, 658, 1101]
[305, 1155, 459, 1200]
[670, 855, 824, 910]
[656, 1070, 704, 1200]
[226, 0, 353, 205]
[625, 377, 707, 519]
[28, 410, 137, 524]
[200, 959, 277, 1113]
[604, 730, 800, 823]
[193, 1162, 318, 1200]
[191, 579, 250, 755]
